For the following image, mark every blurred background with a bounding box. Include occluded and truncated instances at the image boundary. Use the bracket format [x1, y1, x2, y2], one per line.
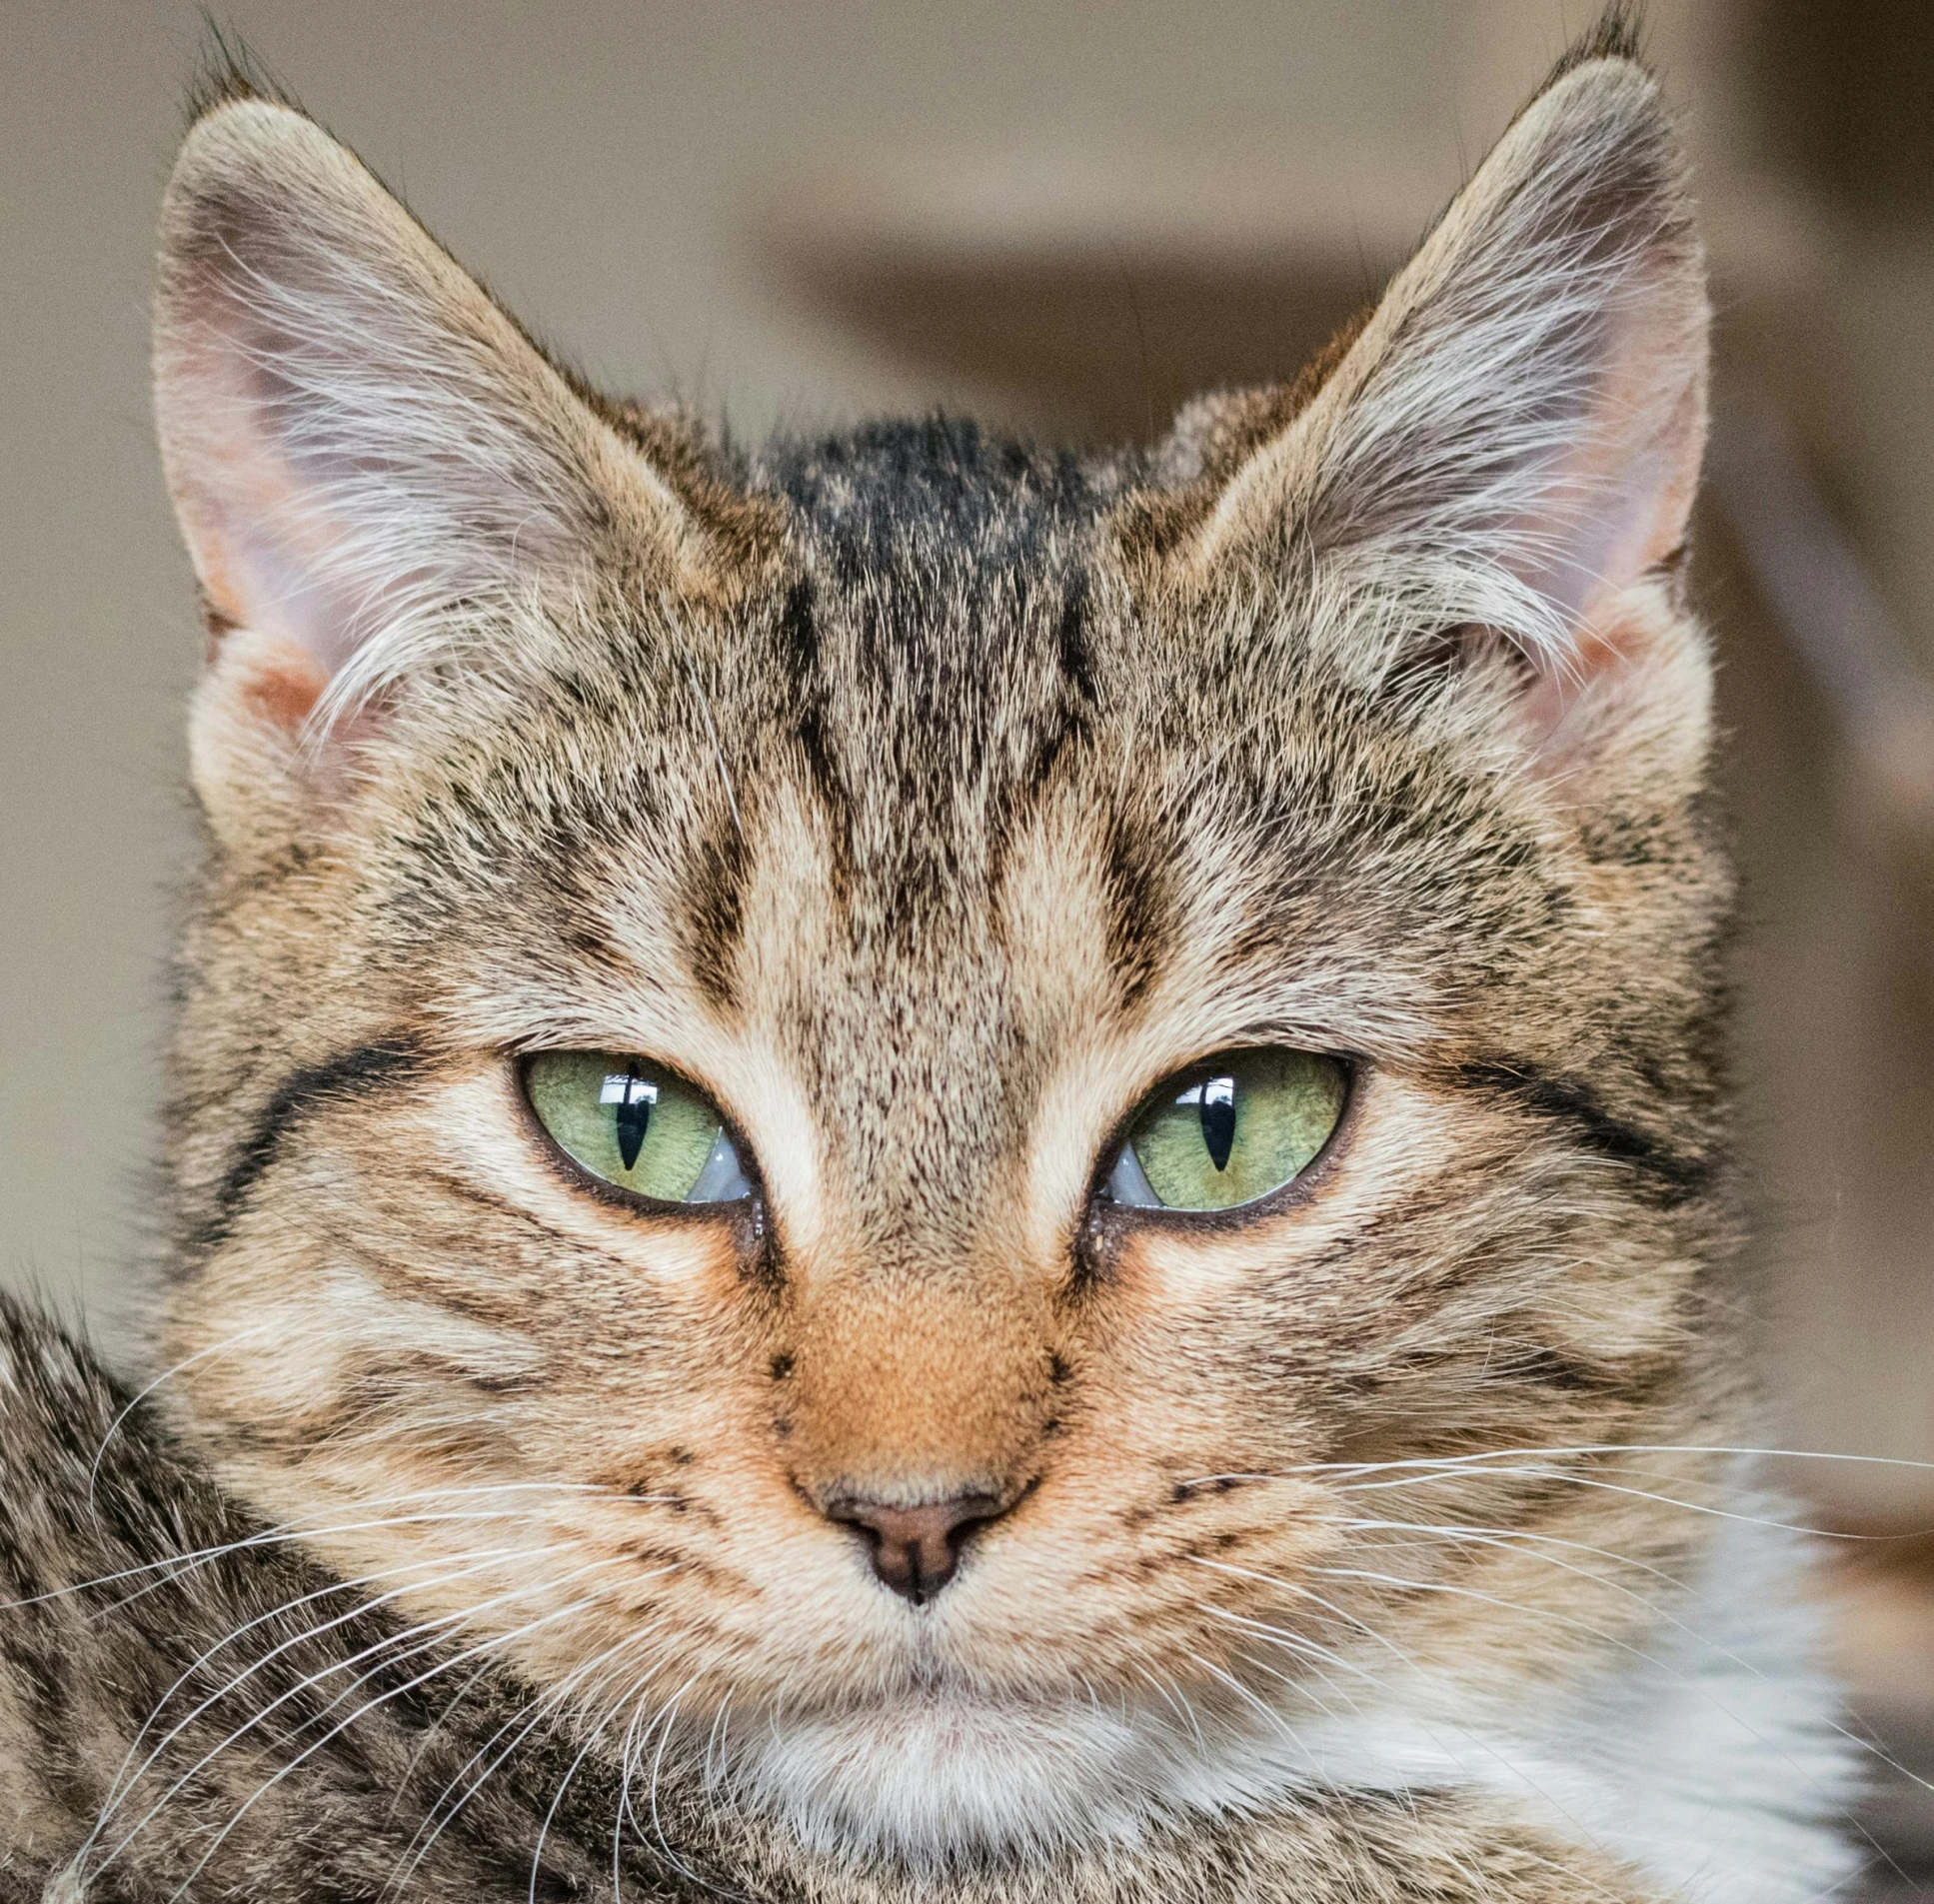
[4, 0, 1933, 1886]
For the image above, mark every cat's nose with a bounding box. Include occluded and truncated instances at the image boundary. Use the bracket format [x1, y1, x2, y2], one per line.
[825, 1493, 1006, 1604]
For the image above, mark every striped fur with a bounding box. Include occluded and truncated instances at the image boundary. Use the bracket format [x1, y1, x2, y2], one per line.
[0, 15, 1859, 1900]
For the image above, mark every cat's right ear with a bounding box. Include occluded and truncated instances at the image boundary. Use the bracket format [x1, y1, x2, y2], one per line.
[154, 94, 703, 841]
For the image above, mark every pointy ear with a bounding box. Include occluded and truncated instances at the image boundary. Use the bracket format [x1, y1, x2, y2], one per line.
[154, 94, 704, 835]
[1181, 43, 1710, 788]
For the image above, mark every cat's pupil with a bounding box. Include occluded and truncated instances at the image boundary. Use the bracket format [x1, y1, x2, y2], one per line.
[1199, 1075, 1237, 1172]
[603, 1067, 656, 1170]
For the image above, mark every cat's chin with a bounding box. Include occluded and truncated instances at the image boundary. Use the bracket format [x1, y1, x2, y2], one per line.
[691, 1685, 1301, 1867]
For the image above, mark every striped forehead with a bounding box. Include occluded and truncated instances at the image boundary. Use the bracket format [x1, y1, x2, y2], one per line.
[395, 418, 1555, 1220]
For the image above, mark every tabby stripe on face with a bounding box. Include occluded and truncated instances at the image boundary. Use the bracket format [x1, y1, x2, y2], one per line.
[184, 1038, 428, 1259]
[776, 574, 855, 891]
[1456, 1058, 1713, 1204]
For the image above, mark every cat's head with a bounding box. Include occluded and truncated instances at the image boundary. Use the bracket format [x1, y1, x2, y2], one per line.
[152, 27, 1725, 1862]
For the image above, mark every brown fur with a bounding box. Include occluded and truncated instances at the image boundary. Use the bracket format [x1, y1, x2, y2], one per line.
[0, 1298, 1663, 1900]
[0, 12, 1858, 1900]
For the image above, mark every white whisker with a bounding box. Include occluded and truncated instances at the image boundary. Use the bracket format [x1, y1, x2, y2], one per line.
[88, 1546, 610, 1881]
[160, 1573, 631, 1901]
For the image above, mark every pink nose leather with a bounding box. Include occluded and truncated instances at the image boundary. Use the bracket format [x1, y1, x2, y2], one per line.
[826, 1494, 1006, 1604]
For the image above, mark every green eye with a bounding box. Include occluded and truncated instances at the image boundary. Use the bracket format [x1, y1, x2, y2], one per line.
[525, 1052, 751, 1204]
[1107, 1049, 1347, 1212]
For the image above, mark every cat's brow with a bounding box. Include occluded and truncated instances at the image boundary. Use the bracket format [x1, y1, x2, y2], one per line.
[184, 1036, 429, 1262]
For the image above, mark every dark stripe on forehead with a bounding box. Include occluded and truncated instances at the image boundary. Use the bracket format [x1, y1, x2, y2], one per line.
[771, 574, 858, 906]
[1028, 568, 1098, 792]
[1457, 1058, 1715, 1205]
[1099, 805, 1172, 1008]
[680, 815, 751, 1014]
[760, 416, 1111, 566]
[181, 1037, 427, 1262]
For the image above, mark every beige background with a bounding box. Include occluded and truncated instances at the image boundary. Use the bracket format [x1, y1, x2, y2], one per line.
[4, 0, 1932, 1541]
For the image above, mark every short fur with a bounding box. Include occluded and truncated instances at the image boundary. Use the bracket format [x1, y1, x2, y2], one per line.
[0, 14, 1862, 1900]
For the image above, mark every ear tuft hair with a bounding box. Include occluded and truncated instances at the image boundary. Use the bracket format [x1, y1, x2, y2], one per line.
[1546, 3, 1647, 84]
[183, 23, 299, 129]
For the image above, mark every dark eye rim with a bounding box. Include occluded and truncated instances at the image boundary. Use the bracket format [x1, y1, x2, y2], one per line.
[1086, 1046, 1361, 1234]
[514, 1050, 762, 1222]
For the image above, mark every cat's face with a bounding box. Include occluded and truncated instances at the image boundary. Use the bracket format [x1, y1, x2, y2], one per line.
[153, 51, 1724, 1858]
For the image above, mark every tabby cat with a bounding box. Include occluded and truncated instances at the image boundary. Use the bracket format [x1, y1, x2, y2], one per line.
[0, 18, 1863, 1902]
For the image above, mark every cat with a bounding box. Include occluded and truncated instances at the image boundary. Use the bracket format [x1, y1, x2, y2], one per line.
[0, 14, 1865, 1901]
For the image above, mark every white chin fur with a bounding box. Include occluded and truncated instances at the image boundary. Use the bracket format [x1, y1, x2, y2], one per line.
[702, 1689, 1252, 1865]
[691, 1507, 1862, 1902]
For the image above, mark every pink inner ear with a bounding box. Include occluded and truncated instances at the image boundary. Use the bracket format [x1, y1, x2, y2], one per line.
[218, 629, 333, 737]
[1513, 614, 1641, 756]
[1504, 283, 1707, 753]
[172, 342, 382, 696]
[1515, 328, 1704, 620]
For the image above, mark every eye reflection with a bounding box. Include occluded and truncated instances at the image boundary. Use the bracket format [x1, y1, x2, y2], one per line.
[527, 1052, 751, 1204]
[600, 1066, 659, 1169]
[1103, 1049, 1347, 1213]
[1185, 1074, 1237, 1172]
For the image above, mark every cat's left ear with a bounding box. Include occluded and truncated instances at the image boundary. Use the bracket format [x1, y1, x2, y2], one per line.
[1179, 42, 1708, 779]
[154, 91, 709, 832]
